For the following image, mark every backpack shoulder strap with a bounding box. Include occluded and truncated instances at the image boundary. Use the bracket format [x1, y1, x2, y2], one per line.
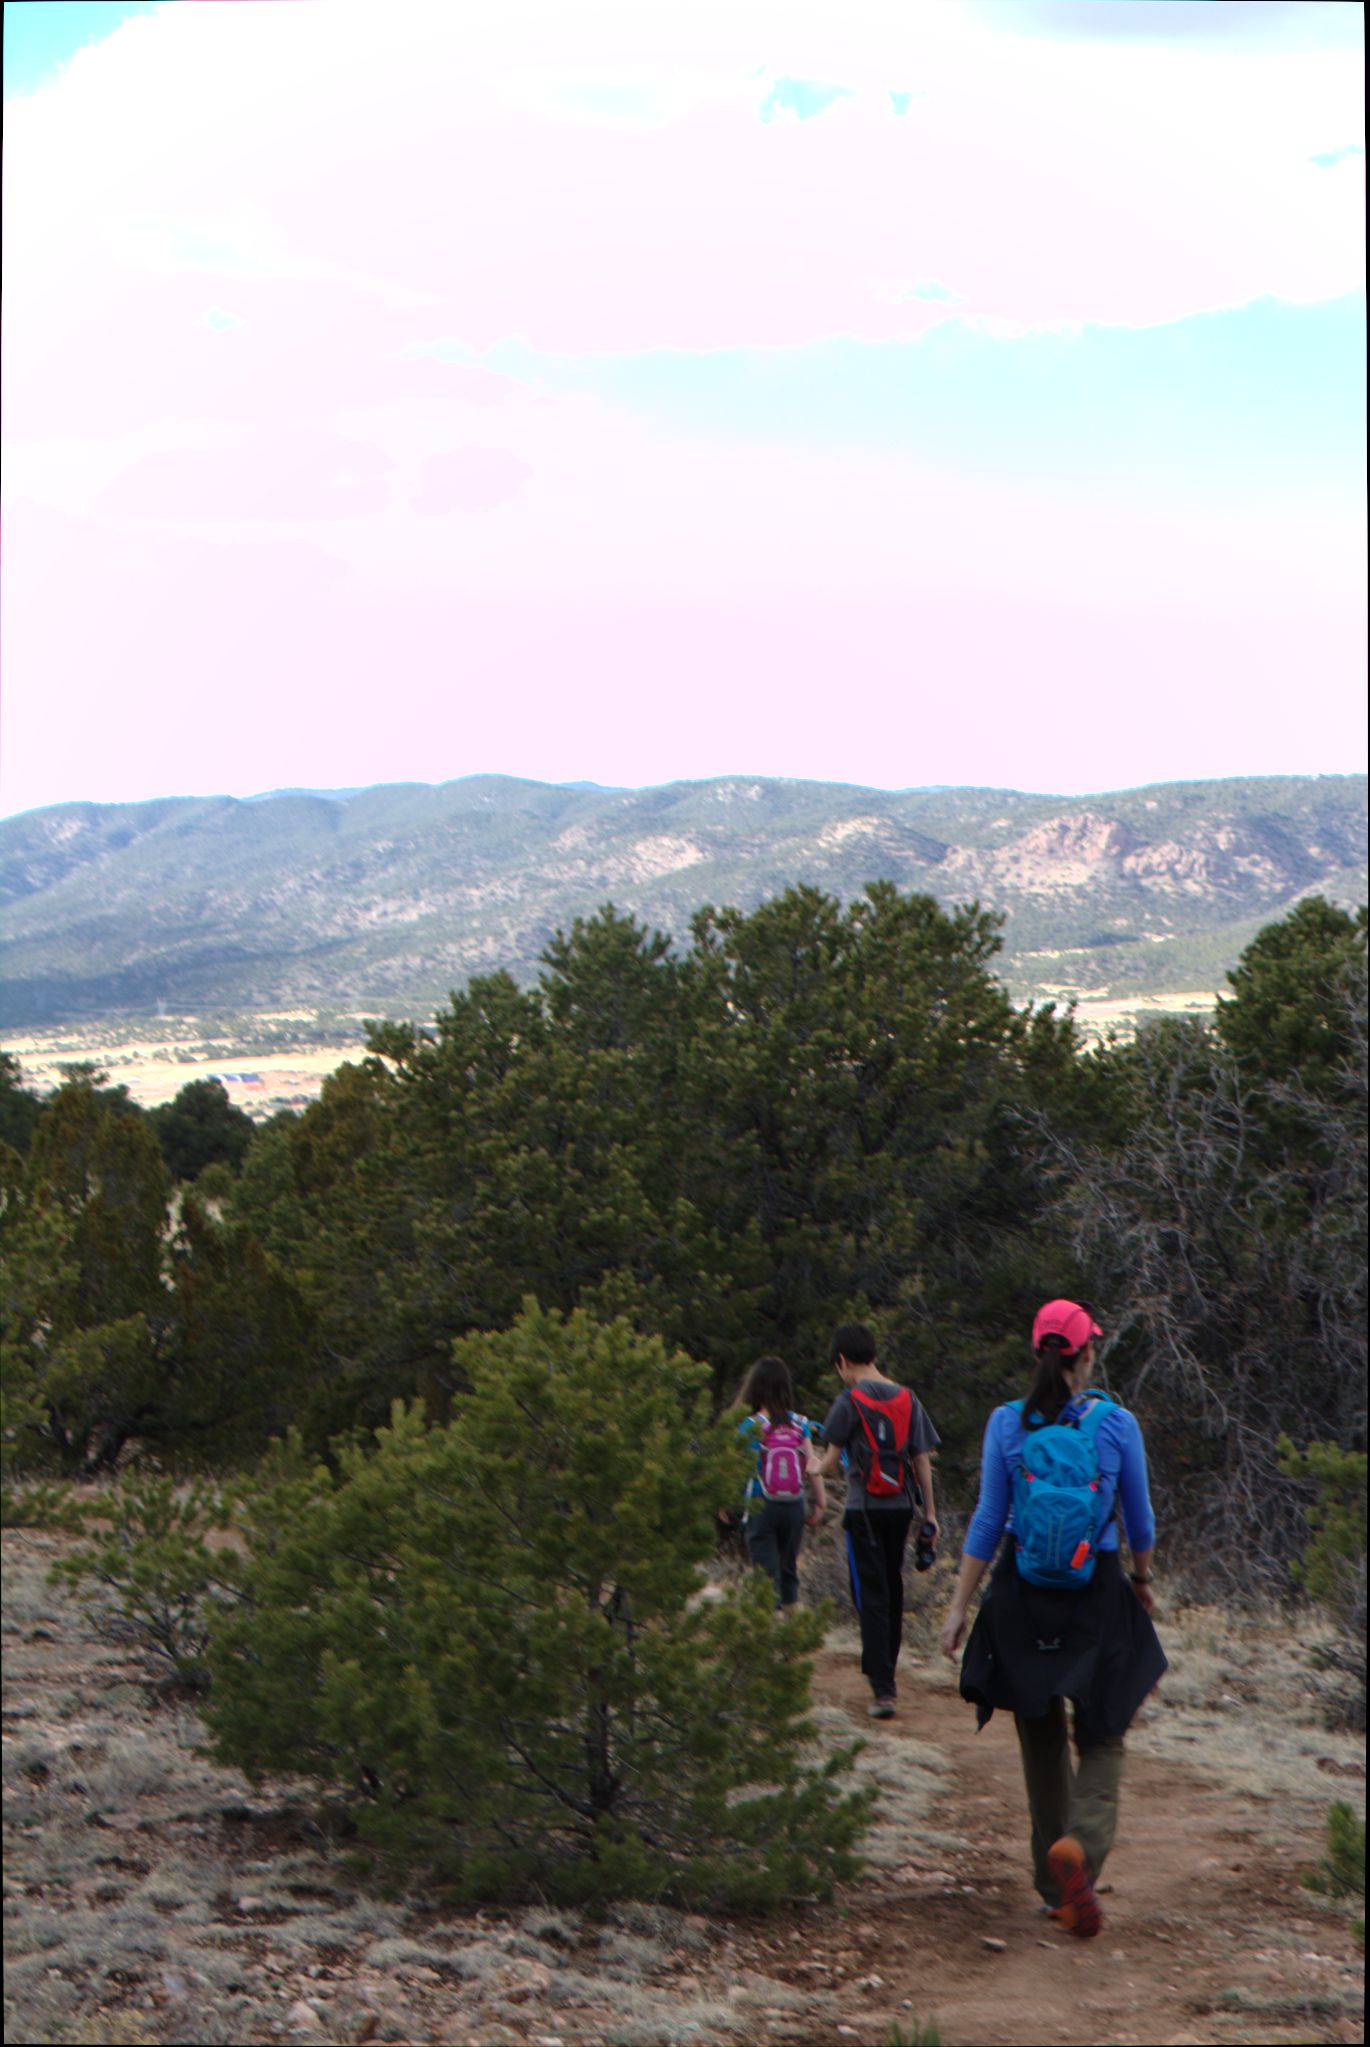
[1074, 1396, 1116, 1450]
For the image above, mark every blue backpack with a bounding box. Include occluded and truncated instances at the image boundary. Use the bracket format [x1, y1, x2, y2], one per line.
[1009, 1396, 1117, 1589]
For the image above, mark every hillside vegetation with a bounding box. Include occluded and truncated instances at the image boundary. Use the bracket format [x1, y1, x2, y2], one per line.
[1, 772, 1364, 1026]
[2, 886, 1364, 1938]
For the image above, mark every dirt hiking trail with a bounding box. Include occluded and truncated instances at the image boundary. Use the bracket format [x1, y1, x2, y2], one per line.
[3, 1527, 1364, 2047]
[805, 1647, 1363, 2046]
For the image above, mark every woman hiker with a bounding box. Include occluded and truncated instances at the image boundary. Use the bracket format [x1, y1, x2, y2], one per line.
[735, 1355, 827, 1611]
[939, 1299, 1167, 1938]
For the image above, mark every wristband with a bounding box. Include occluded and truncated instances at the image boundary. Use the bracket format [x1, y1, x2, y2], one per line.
[1130, 1572, 1153, 1585]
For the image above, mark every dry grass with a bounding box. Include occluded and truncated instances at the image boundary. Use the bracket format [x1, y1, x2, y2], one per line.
[1131, 1602, 1367, 1819]
[805, 1701, 961, 1870]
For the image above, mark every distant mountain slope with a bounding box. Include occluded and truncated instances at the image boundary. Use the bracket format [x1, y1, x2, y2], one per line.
[1, 774, 1364, 1026]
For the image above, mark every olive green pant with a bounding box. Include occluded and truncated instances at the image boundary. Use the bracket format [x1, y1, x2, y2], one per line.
[1014, 1702, 1125, 1903]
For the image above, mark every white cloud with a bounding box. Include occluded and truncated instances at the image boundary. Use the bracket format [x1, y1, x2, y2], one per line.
[3, 0, 1361, 353]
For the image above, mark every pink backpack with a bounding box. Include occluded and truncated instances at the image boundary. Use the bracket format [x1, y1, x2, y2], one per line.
[756, 1415, 807, 1500]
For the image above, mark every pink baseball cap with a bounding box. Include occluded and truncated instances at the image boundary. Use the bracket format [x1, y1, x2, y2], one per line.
[1032, 1299, 1102, 1356]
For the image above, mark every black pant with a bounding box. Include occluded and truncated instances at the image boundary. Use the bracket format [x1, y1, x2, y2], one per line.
[746, 1498, 806, 1606]
[843, 1507, 913, 1697]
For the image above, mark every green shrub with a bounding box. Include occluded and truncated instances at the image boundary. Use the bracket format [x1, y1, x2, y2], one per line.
[204, 1301, 872, 1904]
[888, 2019, 941, 2047]
[49, 1471, 240, 1685]
[1303, 1800, 1366, 1951]
[0, 1478, 90, 1531]
[1278, 1438, 1367, 1728]
[1303, 1800, 1365, 1900]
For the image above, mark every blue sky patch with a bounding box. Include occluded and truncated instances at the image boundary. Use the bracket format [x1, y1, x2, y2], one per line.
[759, 77, 854, 122]
[464, 293, 1365, 500]
[3, 0, 163, 99]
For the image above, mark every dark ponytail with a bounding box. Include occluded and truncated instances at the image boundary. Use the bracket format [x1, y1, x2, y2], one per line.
[741, 1354, 795, 1425]
[1023, 1333, 1075, 1426]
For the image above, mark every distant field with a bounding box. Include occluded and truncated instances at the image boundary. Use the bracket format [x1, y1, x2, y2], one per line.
[0, 1021, 371, 1115]
[2, 987, 1224, 1114]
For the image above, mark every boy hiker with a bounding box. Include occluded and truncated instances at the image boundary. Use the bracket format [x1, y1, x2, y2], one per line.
[817, 1321, 940, 1718]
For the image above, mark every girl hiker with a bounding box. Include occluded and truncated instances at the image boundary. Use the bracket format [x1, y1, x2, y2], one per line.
[735, 1355, 827, 1611]
[816, 1322, 940, 1718]
[939, 1299, 1167, 1938]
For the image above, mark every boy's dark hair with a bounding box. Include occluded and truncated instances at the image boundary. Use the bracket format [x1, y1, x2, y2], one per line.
[828, 1321, 877, 1368]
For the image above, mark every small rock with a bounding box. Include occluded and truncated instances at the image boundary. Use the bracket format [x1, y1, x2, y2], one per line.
[837, 2030, 860, 2041]
[286, 2000, 323, 2033]
[236, 1894, 265, 1912]
[981, 1937, 1007, 1952]
[855, 1973, 885, 1989]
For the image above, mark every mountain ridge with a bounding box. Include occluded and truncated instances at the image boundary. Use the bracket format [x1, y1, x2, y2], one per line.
[1, 773, 1364, 1027]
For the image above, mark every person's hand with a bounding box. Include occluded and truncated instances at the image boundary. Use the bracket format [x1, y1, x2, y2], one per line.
[806, 1502, 825, 1529]
[939, 1607, 966, 1661]
[925, 1515, 941, 1545]
[1129, 1579, 1156, 1616]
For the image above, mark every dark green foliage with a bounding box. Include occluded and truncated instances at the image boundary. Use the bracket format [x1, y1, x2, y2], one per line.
[227, 887, 1092, 1478]
[2, 1074, 315, 1475]
[160, 1193, 317, 1463]
[3, 1074, 169, 1473]
[1217, 897, 1368, 1098]
[1278, 1439, 1368, 1616]
[150, 1077, 255, 1182]
[203, 1304, 871, 1905]
[1279, 1438, 1367, 1730]
[0, 1051, 42, 1155]
[1303, 1802, 1366, 1951]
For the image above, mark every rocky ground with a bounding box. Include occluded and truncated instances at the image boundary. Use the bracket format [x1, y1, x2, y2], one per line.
[3, 1527, 1364, 2047]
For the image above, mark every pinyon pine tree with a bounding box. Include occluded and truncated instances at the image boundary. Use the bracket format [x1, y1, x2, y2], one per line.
[204, 1302, 871, 1904]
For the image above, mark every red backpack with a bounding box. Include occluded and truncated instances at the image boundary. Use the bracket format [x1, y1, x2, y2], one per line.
[848, 1385, 914, 1498]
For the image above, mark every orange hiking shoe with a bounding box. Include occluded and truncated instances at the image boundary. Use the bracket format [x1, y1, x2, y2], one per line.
[1047, 1835, 1102, 1939]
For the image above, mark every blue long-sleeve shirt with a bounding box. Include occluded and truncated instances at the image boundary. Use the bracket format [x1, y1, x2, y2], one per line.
[963, 1396, 1157, 1564]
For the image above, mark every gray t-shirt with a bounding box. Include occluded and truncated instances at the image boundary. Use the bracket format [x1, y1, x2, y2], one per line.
[822, 1379, 940, 1513]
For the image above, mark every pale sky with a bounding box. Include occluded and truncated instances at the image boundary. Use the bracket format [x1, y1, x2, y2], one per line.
[1, 0, 1365, 816]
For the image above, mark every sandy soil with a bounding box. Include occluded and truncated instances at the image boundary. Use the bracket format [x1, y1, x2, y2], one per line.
[3, 1530, 1364, 2047]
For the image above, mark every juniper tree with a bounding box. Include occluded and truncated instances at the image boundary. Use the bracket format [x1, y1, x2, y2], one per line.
[204, 1302, 871, 1904]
